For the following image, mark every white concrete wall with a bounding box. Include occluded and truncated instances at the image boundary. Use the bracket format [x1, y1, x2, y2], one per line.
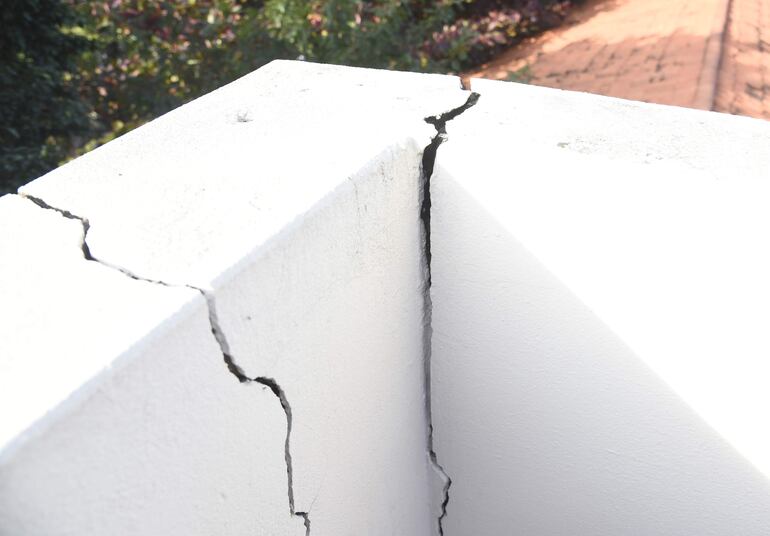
[4, 61, 770, 536]
[0, 195, 299, 535]
[431, 78, 770, 535]
[1, 61, 470, 535]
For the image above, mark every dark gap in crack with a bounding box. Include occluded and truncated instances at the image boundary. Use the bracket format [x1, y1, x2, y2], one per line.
[295, 511, 311, 536]
[425, 92, 481, 137]
[21, 193, 310, 532]
[420, 91, 480, 536]
[420, 92, 480, 286]
[22, 92, 483, 535]
[193, 289, 251, 383]
[24, 194, 94, 262]
[253, 376, 296, 514]
[433, 453, 453, 535]
[252, 376, 312, 531]
[21, 194, 251, 384]
[22, 194, 172, 287]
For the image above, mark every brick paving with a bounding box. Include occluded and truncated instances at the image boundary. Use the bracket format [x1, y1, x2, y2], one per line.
[470, 0, 770, 119]
[714, 0, 770, 119]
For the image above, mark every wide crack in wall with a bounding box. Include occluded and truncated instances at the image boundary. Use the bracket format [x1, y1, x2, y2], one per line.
[420, 91, 480, 536]
[17, 88, 479, 536]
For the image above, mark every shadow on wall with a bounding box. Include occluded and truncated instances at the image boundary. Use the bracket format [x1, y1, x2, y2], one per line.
[432, 178, 770, 535]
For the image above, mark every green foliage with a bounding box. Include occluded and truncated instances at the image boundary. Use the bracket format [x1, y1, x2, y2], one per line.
[505, 64, 532, 83]
[1, 0, 579, 195]
[71, 1, 292, 155]
[253, 0, 470, 70]
[0, 0, 90, 193]
[68, 0, 477, 161]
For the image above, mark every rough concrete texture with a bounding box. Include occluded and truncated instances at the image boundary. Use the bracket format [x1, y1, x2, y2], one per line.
[4, 61, 473, 535]
[431, 78, 770, 534]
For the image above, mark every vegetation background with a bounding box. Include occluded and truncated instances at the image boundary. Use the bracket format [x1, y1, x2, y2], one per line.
[1, 0, 581, 194]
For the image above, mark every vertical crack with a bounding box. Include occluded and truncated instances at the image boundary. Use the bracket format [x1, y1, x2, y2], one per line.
[295, 511, 311, 536]
[252, 375, 311, 532]
[196, 291, 312, 531]
[19, 193, 310, 533]
[421, 92, 480, 285]
[420, 92, 480, 536]
[22, 90, 480, 536]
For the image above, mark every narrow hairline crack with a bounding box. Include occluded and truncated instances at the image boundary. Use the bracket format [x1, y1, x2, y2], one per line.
[420, 91, 480, 536]
[23, 194, 251, 380]
[19, 192, 311, 533]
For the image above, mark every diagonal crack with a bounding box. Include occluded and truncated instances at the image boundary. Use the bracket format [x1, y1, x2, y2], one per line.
[22, 89, 479, 536]
[420, 91, 480, 536]
[24, 195, 252, 381]
[19, 192, 311, 533]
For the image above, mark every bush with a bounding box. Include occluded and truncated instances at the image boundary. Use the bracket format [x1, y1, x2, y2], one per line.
[0, 0, 91, 193]
[66, 0, 476, 162]
[1, 0, 581, 195]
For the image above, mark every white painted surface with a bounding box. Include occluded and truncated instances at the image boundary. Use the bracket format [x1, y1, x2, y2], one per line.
[431, 79, 770, 535]
[4, 62, 469, 535]
[7, 62, 770, 536]
[212, 142, 435, 533]
[22, 60, 466, 289]
[0, 195, 300, 535]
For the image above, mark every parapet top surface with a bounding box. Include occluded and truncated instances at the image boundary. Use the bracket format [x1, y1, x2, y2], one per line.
[21, 61, 468, 289]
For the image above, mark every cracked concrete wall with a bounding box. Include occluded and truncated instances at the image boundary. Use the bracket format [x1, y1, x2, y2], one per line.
[431, 79, 770, 535]
[0, 195, 300, 535]
[0, 61, 471, 535]
[6, 60, 770, 536]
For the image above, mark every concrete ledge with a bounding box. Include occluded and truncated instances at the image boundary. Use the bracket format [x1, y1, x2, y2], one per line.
[3, 62, 770, 536]
[434, 77, 770, 535]
[1, 61, 470, 536]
